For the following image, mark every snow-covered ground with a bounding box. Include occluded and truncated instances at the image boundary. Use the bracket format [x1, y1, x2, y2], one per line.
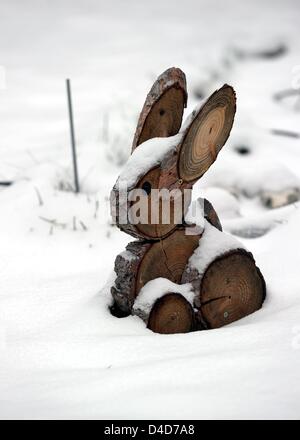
[1, 0, 300, 419]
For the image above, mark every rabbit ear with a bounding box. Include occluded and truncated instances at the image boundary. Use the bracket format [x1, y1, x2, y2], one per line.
[178, 84, 236, 183]
[132, 67, 187, 152]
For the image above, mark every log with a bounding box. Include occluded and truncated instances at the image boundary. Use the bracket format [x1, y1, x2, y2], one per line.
[183, 249, 266, 330]
[111, 226, 201, 316]
[111, 200, 221, 317]
[147, 293, 195, 334]
[111, 240, 151, 315]
[177, 84, 236, 182]
[135, 227, 201, 294]
[132, 67, 187, 152]
[123, 165, 192, 239]
[111, 84, 235, 240]
[110, 67, 266, 335]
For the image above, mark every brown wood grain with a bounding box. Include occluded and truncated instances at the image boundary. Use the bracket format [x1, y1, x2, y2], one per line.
[132, 67, 187, 152]
[147, 293, 195, 334]
[111, 84, 235, 240]
[183, 249, 266, 330]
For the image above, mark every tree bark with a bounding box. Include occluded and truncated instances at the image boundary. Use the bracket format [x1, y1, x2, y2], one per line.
[111, 240, 151, 315]
[132, 67, 188, 152]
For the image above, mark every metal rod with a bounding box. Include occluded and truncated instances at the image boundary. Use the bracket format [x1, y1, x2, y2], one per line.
[66, 78, 80, 193]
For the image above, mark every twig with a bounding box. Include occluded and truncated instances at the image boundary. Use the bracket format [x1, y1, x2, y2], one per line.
[271, 128, 300, 139]
[34, 187, 43, 206]
[235, 43, 287, 61]
[94, 200, 99, 219]
[39, 216, 67, 229]
[80, 220, 88, 231]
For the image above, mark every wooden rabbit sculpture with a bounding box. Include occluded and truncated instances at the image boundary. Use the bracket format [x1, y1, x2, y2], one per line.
[110, 67, 266, 334]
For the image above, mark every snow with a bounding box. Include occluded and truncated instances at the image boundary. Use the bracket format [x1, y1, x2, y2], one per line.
[0, 0, 300, 420]
[180, 98, 207, 132]
[117, 133, 182, 188]
[196, 187, 241, 219]
[222, 202, 298, 238]
[133, 278, 194, 319]
[200, 154, 300, 199]
[187, 220, 246, 278]
[116, 95, 210, 190]
[118, 249, 136, 262]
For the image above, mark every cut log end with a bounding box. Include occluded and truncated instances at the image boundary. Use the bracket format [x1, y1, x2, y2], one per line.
[135, 228, 201, 294]
[135, 87, 186, 147]
[133, 166, 182, 239]
[178, 84, 236, 183]
[132, 166, 192, 239]
[111, 227, 201, 317]
[132, 67, 187, 151]
[147, 293, 195, 334]
[198, 249, 266, 329]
